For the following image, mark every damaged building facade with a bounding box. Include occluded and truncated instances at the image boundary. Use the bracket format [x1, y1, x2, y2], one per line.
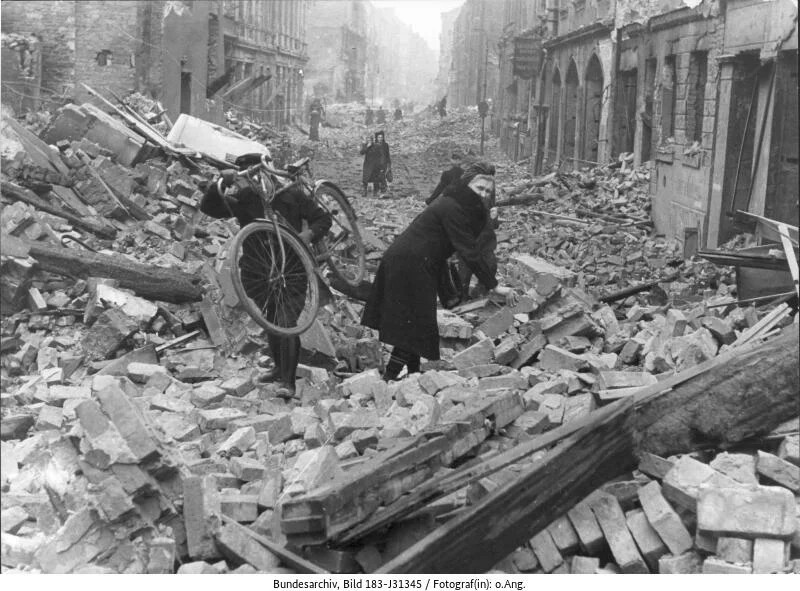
[304, 0, 436, 106]
[448, 0, 504, 109]
[458, 0, 797, 250]
[0, 0, 309, 127]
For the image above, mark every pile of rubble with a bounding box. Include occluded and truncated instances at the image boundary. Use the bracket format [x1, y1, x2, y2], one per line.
[1, 97, 798, 574]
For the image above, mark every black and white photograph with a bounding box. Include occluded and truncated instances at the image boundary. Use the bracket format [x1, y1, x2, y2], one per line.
[0, 0, 798, 578]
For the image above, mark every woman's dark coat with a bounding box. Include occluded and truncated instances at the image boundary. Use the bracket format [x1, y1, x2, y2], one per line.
[361, 185, 498, 360]
[360, 137, 391, 184]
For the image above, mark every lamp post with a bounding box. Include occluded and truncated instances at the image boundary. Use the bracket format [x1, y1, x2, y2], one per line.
[473, 26, 490, 155]
[480, 35, 488, 155]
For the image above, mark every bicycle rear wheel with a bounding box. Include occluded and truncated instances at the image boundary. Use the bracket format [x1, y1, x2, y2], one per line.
[313, 183, 367, 288]
[230, 221, 320, 336]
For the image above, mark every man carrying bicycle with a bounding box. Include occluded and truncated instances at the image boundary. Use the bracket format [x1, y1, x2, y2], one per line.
[201, 165, 332, 397]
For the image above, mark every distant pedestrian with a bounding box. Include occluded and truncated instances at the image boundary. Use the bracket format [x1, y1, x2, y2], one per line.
[393, 107, 403, 121]
[376, 106, 387, 124]
[309, 99, 323, 141]
[426, 152, 463, 205]
[437, 96, 447, 118]
[365, 107, 374, 126]
[360, 130, 391, 198]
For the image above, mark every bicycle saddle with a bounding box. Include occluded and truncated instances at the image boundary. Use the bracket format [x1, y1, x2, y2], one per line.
[287, 157, 310, 174]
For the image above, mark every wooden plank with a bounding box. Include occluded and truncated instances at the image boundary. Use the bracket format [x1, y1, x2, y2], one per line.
[732, 303, 790, 347]
[634, 329, 799, 457]
[337, 394, 615, 544]
[778, 223, 799, 298]
[280, 390, 524, 546]
[376, 398, 636, 573]
[24, 238, 203, 304]
[219, 515, 328, 574]
[1, 180, 116, 239]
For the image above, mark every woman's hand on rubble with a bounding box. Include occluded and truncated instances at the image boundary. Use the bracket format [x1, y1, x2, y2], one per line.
[492, 285, 518, 307]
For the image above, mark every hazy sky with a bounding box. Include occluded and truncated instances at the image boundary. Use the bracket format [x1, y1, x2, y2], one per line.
[372, 0, 466, 52]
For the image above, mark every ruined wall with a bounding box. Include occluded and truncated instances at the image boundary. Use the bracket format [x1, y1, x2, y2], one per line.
[161, 0, 215, 122]
[449, 0, 503, 108]
[1, 0, 77, 98]
[646, 3, 723, 248]
[73, 1, 142, 103]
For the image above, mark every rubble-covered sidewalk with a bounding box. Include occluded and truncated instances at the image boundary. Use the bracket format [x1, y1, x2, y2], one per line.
[1, 99, 798, 574]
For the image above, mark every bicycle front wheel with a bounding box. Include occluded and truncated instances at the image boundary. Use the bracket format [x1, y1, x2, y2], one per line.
[230, 221, 320, 336]
[314, 183, 367, 288]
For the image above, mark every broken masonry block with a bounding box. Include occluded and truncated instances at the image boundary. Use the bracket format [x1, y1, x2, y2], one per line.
[658, 551, 702, 574]
[477, 308, 515, 339]
[716, 537, 753, 564]
[625, 508, 668, 572]
[697, 485, 796, 539]
[662, 455, 738, 512]
[752, 538, 789, 574]
[289, 446, 343, 493]
[756, 450, 800, 492]
[452, 338, 495, 370]
[528, 529, 563, 573]
[701, 556, 752, 574]
[588, 492, 649, 573]
[709, 452, 759, 486]
[637, 481, 693, 556]
[219, 493, 259, 523]
[538, 345, 589, 372]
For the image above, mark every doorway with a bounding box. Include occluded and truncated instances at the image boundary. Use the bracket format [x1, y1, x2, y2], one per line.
[180, 72, 192, 115]
[583, 54, 604, 164]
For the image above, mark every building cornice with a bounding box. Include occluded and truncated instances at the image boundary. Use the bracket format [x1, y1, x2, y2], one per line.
[542, 20, 613, 49]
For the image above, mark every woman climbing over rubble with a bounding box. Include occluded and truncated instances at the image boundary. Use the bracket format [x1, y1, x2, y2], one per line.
[361, 162, 518, 381]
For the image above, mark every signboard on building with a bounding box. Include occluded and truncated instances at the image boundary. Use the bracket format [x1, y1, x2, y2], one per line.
[513, 36, 543, 79]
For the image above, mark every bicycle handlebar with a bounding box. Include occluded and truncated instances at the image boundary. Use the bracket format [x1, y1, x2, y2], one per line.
[238, 154, 294, 179]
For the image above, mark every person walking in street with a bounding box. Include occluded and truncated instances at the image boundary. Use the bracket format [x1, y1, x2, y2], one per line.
[365, 106, 374, 126]
[361, 162, 517, 381]
[360, 130, 391, 197]
[437, 96, 447, 118]
[376, 106, 387, 124]
[426, 151, 464, 205]
[200, 161, 332, 397]
[309, 99, 323, 141]
[393, 107, 403, 121]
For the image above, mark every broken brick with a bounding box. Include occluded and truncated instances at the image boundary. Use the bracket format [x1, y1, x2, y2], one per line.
[697, 485, 796, 538]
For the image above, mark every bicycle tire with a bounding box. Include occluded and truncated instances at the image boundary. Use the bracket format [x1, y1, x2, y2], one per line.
[313, 183, 367, 288]
[230, 221, 320, 337]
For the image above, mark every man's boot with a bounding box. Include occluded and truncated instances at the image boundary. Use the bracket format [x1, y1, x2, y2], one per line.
[279, 336, 301, 389]
[258, 333, 285, 384]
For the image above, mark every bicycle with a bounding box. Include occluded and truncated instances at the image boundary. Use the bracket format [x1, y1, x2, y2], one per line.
[225, 153, 366, 337]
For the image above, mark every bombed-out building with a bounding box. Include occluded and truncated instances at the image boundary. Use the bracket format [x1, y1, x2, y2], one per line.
[0, 0, 309, 126]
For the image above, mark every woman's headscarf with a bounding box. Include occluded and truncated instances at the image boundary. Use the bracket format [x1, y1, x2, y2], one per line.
[459, 161, 496, 183]
[443, 160, 496, 203]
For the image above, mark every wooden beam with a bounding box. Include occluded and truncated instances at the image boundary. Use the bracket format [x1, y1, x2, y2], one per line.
[23, 238, 203, 304]
[377, 398, 636, 573]
[634, 328, 799, 457]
